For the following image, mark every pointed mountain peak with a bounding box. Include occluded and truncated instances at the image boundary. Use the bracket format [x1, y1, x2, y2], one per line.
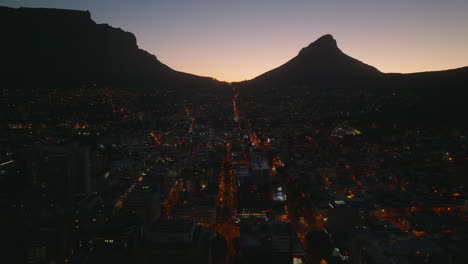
[309, 34, 338, 48]
[313, 34, 337, 46]
[249, 33, 382, 86]
[300, 34, 339, 54]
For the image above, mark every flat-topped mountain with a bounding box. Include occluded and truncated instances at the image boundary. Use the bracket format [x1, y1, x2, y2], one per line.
[0, 6, 220, 92]
[1, 6, 467, 120]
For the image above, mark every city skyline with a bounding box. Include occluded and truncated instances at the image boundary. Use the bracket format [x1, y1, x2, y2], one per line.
[2, 0, 468, 81]
[1, 4, 467, 264]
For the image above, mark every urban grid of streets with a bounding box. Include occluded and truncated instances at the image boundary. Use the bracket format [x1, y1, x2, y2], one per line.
[146, 89, 326, 263]
[20, 82, 463, 264]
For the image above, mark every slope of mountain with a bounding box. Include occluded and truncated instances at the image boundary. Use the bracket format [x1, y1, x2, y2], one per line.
[236, 34, 468, 125]
[238, 34, 384, 89]
[379, 66, 468, 124]
[0, 6, 220, 92]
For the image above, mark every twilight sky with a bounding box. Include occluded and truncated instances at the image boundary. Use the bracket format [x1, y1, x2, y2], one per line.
[3, 0, 468, 82]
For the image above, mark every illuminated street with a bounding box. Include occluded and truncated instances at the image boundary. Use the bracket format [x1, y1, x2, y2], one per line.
[2, 5, 468, 264]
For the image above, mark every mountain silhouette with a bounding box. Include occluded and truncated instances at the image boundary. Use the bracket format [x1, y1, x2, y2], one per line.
[236, 34, 468, 125]
[238, 34, 384, 89]
[0, 6, 221, 93]
[382, 66, 468, 124]
[1, 5, 467, 118]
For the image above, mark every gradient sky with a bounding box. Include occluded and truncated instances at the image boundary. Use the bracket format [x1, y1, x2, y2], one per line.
[3, 0, 468, 81]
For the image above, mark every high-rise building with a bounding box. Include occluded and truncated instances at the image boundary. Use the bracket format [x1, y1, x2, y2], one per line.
[21, 144, 91, 209]
[12, 144, 93, 264]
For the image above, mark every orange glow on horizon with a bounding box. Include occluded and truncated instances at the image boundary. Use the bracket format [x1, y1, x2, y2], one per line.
[3, 1, 468, 82]
[150, 37, 468, 82]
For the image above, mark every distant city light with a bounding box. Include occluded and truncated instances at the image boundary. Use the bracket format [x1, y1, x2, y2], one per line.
[0, 160, 15, 166]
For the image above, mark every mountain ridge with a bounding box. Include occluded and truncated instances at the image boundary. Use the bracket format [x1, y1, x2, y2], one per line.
[235, 34, 467, 94]
[0, 6, 221, 93]
[1, 6, 466, 93]
[236, 34, 384, 89]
